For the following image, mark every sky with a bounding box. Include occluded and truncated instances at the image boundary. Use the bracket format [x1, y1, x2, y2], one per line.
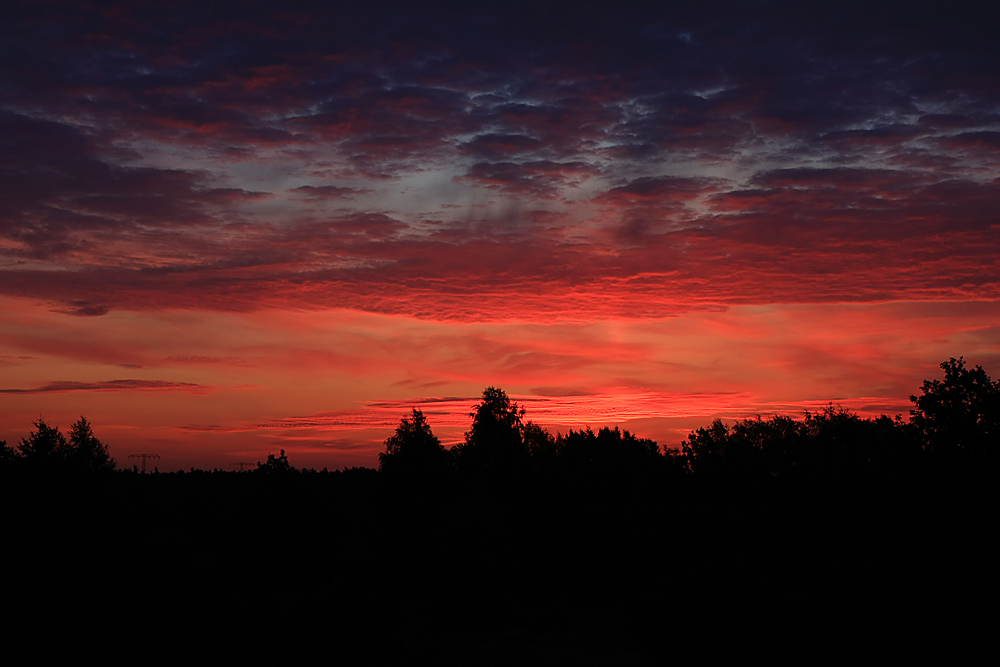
[1, 1, 998, 470]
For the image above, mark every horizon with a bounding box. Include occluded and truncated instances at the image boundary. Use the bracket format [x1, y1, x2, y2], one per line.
[2, 2, 998, 470]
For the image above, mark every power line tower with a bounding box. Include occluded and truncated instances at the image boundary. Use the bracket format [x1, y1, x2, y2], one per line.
[129, 453, 160, 473]
[230, 461, 255, 472]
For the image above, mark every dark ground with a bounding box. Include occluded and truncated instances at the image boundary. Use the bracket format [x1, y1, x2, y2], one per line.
[2, 470, 995, 663]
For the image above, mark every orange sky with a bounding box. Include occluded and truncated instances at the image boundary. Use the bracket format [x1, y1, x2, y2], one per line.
[3, 295, 997, 469]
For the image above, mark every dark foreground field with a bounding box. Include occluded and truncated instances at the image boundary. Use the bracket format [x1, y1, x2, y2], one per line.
[3, 469, 995, 664]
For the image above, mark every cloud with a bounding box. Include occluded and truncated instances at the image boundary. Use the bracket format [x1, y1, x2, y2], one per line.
[457, 160, 598, 197]
[232, 390, 916, 443]
[0, 1, 996, 325]
[249, 391, 756, 433]
[0, 354, 34, 365]
[3, 0, 999, 471]
[165, 355, 259, 367]
[459, 133, 544, 159]
[601, 176, 723, 201]
[0, 111, 273, 265]
[288, 185, 372, 200]
[0, 379, 211, 394]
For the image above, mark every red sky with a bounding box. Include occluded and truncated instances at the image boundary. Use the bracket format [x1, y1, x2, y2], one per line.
[1, 2, 998, 469]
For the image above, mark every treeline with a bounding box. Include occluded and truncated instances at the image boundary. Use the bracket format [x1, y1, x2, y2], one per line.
[0, 416, 114, 472]
[3, 357, 997, 480]
[377, 356, 1000, 481]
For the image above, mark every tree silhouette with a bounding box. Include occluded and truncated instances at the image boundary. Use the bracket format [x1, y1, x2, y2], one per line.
[523, 421, 559, 474]
[67, 416, 115, 471]
[682, 417, 783, 478]
[910, 357, 1000, 460]
[802, 406, 916, 477]
[257, 449, 293, 474]
[683, 406, 924, 479]
[682, 412, 836, 478]
[13, 416, 116, 471]
[452, 387, 530, 476]
[379, 408, 451, 476]
[0, 439, 15, 467]
[18, 417, 68, 467]
[558, 426, 662, 477]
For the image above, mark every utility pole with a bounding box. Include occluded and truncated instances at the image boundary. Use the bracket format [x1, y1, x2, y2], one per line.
[129, 453, 160, 473]
[230, 461, 255, 472]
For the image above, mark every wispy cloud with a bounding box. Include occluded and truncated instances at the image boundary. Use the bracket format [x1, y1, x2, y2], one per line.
[157, 390, 916, 458]
[0, 380, 211, 394]
[241, 391, 905, 434]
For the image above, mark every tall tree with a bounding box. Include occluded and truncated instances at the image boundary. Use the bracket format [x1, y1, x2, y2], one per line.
[67, 417, 115, 471]
[453, 387, 529, 476]
[0, 439, 16, 467]
[910, 357, 1000, 459]
[379, 409, 451, 476]
[18, 418, 68, 466]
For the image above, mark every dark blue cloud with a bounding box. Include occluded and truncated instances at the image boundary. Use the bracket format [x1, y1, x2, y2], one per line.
[0, 1, 997, 320]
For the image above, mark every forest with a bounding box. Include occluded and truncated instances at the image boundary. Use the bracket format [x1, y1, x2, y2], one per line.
[2, 357, 997, 663]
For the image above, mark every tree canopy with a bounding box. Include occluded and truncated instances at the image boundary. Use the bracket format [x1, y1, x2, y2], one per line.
[910, 357, 1000, 459]
[67, 417, 115, 471]
[256, 449, 293, 474]
[378, 408, 451, 476]
[18, 417, 67, 465]
[452, 387, 530, 476]
[557, 426, 666, 477]
[682, 407, 919, 480]
[7, 417, 115, 472]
